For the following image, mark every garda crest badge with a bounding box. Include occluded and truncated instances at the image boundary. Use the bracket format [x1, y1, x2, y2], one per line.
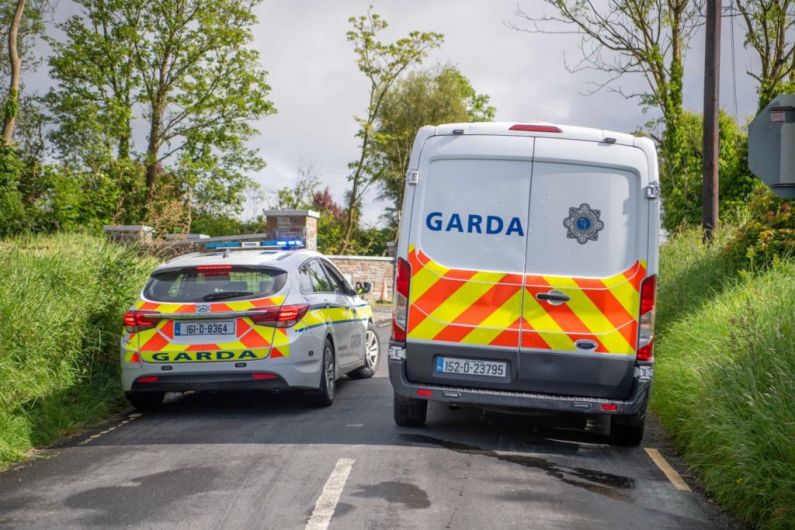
[196, 304, 211, 313]
[563, 203, 604, 244]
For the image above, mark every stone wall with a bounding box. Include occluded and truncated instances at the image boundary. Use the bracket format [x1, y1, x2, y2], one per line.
[328, 255, 394, 303]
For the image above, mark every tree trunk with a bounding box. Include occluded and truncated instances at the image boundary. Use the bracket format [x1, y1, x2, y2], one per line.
[2, 0, 26, 146]
[144, 99, 164, 204]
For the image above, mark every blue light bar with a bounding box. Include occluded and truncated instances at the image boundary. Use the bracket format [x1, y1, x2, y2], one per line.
[205, 238, 305, 250]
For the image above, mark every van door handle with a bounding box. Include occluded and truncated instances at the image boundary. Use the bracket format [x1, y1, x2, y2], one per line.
[536, 291, 570, 304]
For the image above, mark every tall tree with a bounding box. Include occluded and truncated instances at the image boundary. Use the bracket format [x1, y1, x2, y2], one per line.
[131, 0, 274, 205]
[340, 7, 442, 253]
[47, 0, 275, 213]
[371, 65, 495, 230]
[735, 0, 795, 110]
[48, 0, 138, 165]
[511, 1, 703, 214]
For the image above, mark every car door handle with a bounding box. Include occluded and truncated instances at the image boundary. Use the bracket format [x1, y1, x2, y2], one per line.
[536, 291, 570, 304]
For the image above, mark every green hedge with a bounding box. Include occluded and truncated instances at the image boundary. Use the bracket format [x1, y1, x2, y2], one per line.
[652, 229, 795, 529]
[0, 234, 156, 467]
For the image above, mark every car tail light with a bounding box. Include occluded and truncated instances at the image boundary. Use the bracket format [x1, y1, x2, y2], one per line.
[600, 403, 618, 412]
[136, 375, 159, 384]
[392, 257, 411, 343]
[637, 275, 657, 362]
[509, 124, 562, 133]
[124, 311, 160, 332]
[248, 304, 310, 328]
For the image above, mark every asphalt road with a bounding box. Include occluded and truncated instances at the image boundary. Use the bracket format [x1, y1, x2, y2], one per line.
[0, 324, 734, 529]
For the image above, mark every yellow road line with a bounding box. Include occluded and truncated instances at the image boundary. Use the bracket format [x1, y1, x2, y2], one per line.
[644, 448, 692, 492]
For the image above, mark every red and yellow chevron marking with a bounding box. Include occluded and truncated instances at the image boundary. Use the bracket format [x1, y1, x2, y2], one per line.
[130, 295, 288, 362]
[406, 246, 646, 355]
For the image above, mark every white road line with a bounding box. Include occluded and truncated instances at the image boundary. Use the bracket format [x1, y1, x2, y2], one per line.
[305, 458, 355, 530]
[644, 448, 692, 492]
[78, 414, 142, 446]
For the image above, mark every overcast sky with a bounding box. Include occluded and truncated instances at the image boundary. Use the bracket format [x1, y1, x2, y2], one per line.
[30, 1, 762, 225]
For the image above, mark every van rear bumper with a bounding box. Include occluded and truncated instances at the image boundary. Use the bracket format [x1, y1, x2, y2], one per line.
[389, 359, 650, 416]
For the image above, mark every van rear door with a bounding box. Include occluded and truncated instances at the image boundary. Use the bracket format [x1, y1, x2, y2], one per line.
[519, 138, 649, 399]
[404, 135, 532, 388]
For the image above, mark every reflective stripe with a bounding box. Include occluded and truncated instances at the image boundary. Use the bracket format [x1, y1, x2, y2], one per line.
[405, 248, 645, 355]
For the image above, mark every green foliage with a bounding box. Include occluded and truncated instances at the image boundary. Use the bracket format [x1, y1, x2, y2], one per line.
[653, 228, 795, 529]
[371, 65, 495, 229]
[47, 0, 274, 214]
[0, 233, 157, 467]
[190, 213, 264, 237]
[725, 188, 794, 270]
[0, 146, 27, 236]
[657, 110, 758, 231]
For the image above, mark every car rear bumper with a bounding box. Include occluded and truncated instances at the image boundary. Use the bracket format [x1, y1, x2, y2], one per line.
[389, 358, 651, 416]
[129, 372, 289, 393]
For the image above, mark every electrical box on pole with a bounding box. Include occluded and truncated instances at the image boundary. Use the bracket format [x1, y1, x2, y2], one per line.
[748, 93, 795, 199]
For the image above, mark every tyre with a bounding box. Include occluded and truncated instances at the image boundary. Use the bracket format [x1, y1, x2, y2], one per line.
[348, 323, 380, 380]
[610, 413, 646, 446]
[393, 393, 427, 427]
[309, 338, 336, 407]
[126, 391, 164, 411]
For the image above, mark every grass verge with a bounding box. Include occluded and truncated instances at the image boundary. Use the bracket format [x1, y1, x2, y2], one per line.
[652, 228, 795, 529]
[0, 233, 156, 468]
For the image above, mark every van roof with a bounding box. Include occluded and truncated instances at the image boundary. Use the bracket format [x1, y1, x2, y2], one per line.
[429, 122, 647, 148]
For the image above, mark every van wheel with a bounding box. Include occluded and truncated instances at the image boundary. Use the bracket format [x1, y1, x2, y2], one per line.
[394, 393, 427, 427]
[348, 323, 380, 379]
[610, 414, 645, 446]
[126, 392, 164, 411]
[310, 338, 335, 407]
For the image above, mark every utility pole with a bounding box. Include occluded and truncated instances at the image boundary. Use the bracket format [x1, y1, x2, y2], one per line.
[702, 0, 721, 240]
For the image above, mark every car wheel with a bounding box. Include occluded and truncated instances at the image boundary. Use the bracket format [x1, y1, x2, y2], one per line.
[126, 391, 164, 411]
[348, 323, 380, 379]
[393, 393, 427, 427]
[310, 338, 335, 407]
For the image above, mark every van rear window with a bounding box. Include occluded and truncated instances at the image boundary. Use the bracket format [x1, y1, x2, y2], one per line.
[143, 266, 287, 302]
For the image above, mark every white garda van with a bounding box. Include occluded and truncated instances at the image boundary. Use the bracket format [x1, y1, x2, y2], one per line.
[388, 122, 660, 445]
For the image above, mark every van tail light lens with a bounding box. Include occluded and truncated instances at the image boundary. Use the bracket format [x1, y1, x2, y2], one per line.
[248, 304, 310, 328]
[509, 124, 562, 133]
[637, 275, 657, 362]
[124, 311, 160, 332]
[136, 375, 159, 384]
[392, 257, 411, 343]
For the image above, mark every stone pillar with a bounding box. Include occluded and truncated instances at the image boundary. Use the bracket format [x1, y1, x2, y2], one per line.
[262, 210, 320, 250]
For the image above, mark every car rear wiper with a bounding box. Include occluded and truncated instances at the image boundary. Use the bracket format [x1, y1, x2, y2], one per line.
[203, 291, 254, 301]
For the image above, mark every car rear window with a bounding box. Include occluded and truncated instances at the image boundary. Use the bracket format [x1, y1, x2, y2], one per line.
[143, 266, 287, 303]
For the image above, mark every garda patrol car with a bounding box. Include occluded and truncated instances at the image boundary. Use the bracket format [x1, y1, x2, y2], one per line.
[121, 240, 379, 409]
[389, 122, 660, 445]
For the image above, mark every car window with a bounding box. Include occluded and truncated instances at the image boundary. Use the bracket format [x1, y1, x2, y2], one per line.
[303, 260, 334, 293]
[143, 266, 287, 302]
[320, 260, 350, 294]
[298, 266, 315, 293]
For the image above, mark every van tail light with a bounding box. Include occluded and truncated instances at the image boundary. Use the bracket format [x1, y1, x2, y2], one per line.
[248, 304, 310, 328]
[637, 275, 657, 362]
[124, 311, 160, 332]
[392, 257, 411, 343]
